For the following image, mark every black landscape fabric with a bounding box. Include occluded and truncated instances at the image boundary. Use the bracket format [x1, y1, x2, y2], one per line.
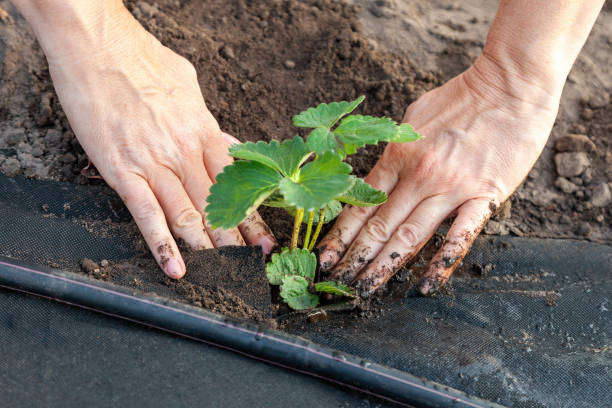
[0, 174, 610, 408]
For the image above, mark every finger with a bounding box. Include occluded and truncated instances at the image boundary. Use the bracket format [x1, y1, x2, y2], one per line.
[149, 168, 213, 250]
[317, 159, 400, 270]
[113, 174, 185, 279]
[352, 196, 457, 294]
[326, 184, 425, 283]
[221, 132, 240, 146]
[238, 212, 278, 255]
[419, 198, 494, 296]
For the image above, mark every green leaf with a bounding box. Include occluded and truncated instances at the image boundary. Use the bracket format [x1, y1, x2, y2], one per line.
[206, 161, 281, 229]
[392, 123, 422, 143]
[306, 127, 338, 155]
[314, 281, 356, 298]
[293, 95, 365, 129]
[281, 276, 319, 310]
[334, 115, 398, 146]
[229, 136, 312, 177]
[336, 178, 387, 207]
[285, 200, 343, 225]
[331, 115, 423, 155]
[266, 248, 316, 285]
[279, 152, 353, 211]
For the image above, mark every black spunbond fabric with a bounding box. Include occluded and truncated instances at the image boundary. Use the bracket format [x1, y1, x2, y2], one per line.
[0, 288, 396, 408]
[1, 174, 611, 408]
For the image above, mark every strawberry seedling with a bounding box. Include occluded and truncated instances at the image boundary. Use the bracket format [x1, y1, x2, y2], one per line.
[205, 96, 421, 310]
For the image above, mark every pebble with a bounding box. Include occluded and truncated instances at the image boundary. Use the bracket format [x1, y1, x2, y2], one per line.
[588, 92, 610, 109]
[576, 222, 591, 236]
[31, 146, 44, 157]
[219, 45, 235, 60]
[554, 177, 579, 194]
[484, 220, 509, 235]
[582, 168, 593, 184]
[590, 183, 612, 207]
[554, 152, 590, 177]
[4, 128, 26, 146]
[283, 59, 296, 69]
[554, 134, 596, 153]
[80, 258, 99, 273]
[100, 259, 110, 267]
[581, 107, 594, 120]
[1, 158, 21, 177]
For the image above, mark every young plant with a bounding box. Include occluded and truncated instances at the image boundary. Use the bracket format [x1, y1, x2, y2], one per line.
[205, 96, 421, 310]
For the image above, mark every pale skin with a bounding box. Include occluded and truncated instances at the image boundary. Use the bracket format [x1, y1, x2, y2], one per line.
[10, 1, 604, 293]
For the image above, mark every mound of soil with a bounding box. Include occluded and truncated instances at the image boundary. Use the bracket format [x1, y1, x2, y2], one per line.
[80, 245, 273, 322]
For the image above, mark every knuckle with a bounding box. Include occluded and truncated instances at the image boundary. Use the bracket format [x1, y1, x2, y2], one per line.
[345, 204, 371, 222]
[364, 215, 391, 243]
[174, 207, 203, 229]
[413, 151, 438, 180]
[131, 199, 164, 225]
[395, 222, 421, 248]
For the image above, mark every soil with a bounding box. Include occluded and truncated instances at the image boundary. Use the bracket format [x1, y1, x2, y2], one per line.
[0, 1, 610, 318]
[79, 245, 274, 322]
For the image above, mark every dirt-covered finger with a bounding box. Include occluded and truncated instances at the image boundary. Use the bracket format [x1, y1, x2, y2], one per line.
[238, 212, 277, 255]
[317, 158, 400, 271]
[326, 185, 424, 283]
[113, 175, 186, 279]
[419, 198, 495, 296]
[150, 168, 213, 250]
[352, 196, 457, 295]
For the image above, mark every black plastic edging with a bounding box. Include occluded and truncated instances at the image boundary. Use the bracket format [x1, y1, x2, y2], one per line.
[0, 257, 504, 408]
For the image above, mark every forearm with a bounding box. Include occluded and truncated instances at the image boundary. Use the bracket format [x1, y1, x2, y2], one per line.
[10, 0, 132, 60]
[478, 0, 605, 104]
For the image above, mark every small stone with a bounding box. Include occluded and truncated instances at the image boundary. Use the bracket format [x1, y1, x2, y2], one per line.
[569, 177, 583, 186]
[590, 183, 612, 207]
[80, 258, 100, 273]
[554, 152, 590, 177]
[4, 128, 26, 146]
[554, 177, 579, 194]
[582, 168, 593, 185]
[574, 190, 585, 199]
[1, 158, 21, 177]
[484, 220, 509, 235]
[576, 222, 591, 236]
[588, 92, 610, 109]
[573, 124, 587, 134]
[595, 214, 605, 223]
[16, 142, 32, 154]
[219, 45, 235, 59]
[554, 134, 596, 153]
[138, 2, 158, 18]
[100, 259, 110, 267]
[283, 60, 296, 69]
[581, 107, 594, 120]
[45, 129, 63, 146]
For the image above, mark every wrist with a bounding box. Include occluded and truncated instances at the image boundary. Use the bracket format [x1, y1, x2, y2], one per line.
[11, 0, 135, 62]
[463, 51, 561, 116]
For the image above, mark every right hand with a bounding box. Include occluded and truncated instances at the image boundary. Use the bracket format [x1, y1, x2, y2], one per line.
[40, 5, 276, 278]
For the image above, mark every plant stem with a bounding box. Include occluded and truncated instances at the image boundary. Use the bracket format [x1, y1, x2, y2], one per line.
[291, 208, 304, 249]
[308, 207, 326, 251]
[303, 211, 315, 250]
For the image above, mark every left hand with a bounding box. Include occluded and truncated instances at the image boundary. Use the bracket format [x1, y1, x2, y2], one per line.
[317, 55, 559, 296]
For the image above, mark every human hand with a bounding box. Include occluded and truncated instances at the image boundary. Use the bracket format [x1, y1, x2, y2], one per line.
[317, 54, 559, 296]
[35, 4, 276, 279]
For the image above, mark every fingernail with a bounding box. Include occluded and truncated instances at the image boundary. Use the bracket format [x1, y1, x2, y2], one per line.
[257, 236, 277, 255]
[165, 258, 184, 279]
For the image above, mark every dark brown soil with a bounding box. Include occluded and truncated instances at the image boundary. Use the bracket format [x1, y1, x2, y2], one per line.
[80, 245, 274, 322]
